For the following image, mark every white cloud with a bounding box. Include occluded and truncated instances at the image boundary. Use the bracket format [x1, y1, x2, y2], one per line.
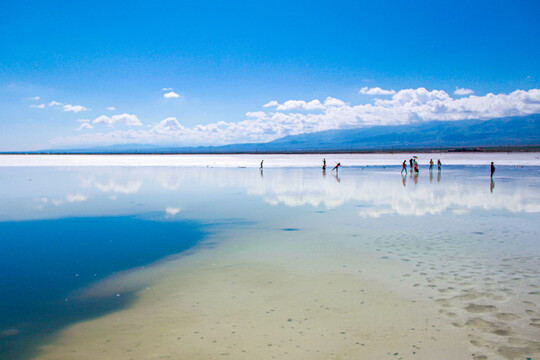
[163, 91, 180, 98]
[49, 101, 62, 107]
[165, 207, 181, 216]
[454, 87, 474, 96]
[153, 117, 184, 133]
[276, 99, 325, 111]
[63, 104, 89, 112]
[106, 106, 116, 111]
[30, 104, 45, 109]
[324, 97, 346, 106]
[360, 87, 396, 95]
[263, 100, 279, 107]
[77, 123, 94, 131]
[246, 111, 267, 119]
[162, 87, 173, 91]
[27, 96, 40, 100]
[92, 113, 142, 127]
[52, 88, 540, 148]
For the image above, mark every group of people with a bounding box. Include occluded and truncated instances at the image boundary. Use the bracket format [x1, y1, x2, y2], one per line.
[402, 157, 442, 174]
[401, 158, 496, 177]
[261, 158, 496, 178]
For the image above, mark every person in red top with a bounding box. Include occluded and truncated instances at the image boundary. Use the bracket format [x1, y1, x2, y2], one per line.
[401, 160, 407, 174]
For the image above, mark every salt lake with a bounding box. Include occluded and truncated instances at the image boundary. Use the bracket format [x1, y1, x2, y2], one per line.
[0, 153, 539, 359]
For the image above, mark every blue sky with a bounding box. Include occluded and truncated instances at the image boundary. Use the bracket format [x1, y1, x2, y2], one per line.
[1, 0, 539, 150]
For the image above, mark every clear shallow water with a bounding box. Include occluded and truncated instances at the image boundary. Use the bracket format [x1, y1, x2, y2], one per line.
[0, 159, 539, 359]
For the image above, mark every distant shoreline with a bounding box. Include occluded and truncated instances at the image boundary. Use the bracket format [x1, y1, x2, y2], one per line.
[2, 145, 539, 155]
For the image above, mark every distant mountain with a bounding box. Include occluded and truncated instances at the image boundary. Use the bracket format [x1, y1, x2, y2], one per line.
[263, 114, 540, 152]
[24, 114, 540, 154]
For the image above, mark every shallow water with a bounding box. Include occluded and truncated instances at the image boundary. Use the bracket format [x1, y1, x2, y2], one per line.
[0, 157, 539, 359]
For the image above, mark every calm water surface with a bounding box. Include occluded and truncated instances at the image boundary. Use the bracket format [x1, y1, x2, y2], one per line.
[0, 164, 539, 359]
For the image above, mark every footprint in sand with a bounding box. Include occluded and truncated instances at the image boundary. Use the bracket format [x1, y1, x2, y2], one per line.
[465, 318, 513, 336]
[465, 303, 498, 314]
[493, 313, 520, 321]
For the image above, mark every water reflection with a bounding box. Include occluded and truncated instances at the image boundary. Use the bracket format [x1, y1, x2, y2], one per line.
[0, 166, 538, 223]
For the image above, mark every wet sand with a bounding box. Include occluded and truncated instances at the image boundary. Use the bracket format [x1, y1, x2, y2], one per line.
[33, 227, 475, 360]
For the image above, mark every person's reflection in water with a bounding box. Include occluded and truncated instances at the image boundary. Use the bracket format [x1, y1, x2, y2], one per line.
[401, 173, 407, 187]
[490, 178, 495, 193]
[260, 168, 263, 178]
[429, 169, 433, 183]
[437, 169, 441, 183]
[413, 171, 419, 185]
[334, 172, 340, 183]
[322, 168, 326, 177]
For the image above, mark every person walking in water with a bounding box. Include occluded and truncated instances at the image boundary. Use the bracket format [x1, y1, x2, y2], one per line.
[437, 159, 442, 171]
[401, 160, 407, 174]
[413, 159, 419, 173]
[260, 160, 264, 169]
[322, 158, 326, 171]
[409, 158, 413, 169]
[490, 162, 495, 177]
[332, 162, 341, 172]
[429, 159, 434, 171]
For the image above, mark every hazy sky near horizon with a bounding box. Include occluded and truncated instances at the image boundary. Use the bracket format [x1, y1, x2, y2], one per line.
[1, 0, 539, 150]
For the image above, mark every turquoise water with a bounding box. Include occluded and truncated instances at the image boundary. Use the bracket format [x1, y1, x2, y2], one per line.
[0, 164, 539, 359]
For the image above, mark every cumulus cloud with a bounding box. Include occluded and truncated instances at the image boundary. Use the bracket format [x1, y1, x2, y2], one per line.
[324, 97, 346, 106]
[49, 101, 62, 107]
[163, 91, 180, 98]
[246, 111, 267, 119]
[360, 87, 396, 95]
[276, 99, 325, 111]
[106, 106, 116, 111]
[92, 113, 142, 127]
[63, 104, 89, 112]
[162, 87, 173, 91]
[77, 123, 94, 131]
[27, 96, 40, 100]
[30, 104, 45, 109]
[454, 87, 474, 96]
[53, 88, 540, 148]
[263, 100, 279, 107]
[153, 117, 184, 133]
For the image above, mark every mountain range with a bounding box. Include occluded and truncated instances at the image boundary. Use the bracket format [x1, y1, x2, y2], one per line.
[23, 114, 540, 154]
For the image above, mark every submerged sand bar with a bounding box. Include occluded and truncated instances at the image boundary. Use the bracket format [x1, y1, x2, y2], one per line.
[34, 227, 474, 360]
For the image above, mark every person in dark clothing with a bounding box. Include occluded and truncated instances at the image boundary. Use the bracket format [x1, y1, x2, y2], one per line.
[490, 162, 495, 177]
